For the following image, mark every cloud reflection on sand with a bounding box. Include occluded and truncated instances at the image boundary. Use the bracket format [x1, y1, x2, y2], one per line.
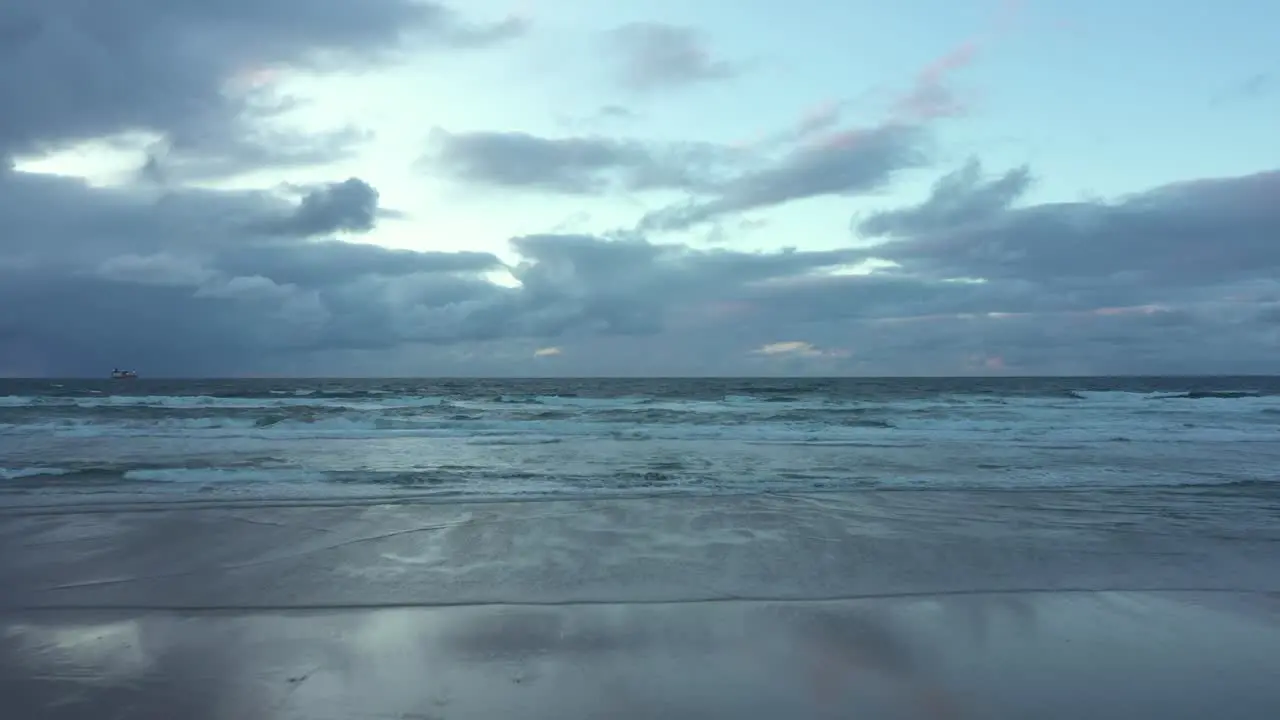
[3, 591, 1279, 719]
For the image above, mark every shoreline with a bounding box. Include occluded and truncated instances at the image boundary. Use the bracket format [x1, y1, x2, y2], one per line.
[2, 478, 1275, 515]
[3, 493, 1278, 607]
[3, 494, 1278, 717]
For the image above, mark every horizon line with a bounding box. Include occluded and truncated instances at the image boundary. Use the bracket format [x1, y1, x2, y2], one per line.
[3, 374, 1279, 381]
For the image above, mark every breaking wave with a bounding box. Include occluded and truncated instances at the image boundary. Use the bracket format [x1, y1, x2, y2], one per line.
[2, 378, 1278, 502]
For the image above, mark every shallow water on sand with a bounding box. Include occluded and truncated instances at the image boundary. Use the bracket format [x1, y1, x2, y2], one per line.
[2, 495, 1279, 719]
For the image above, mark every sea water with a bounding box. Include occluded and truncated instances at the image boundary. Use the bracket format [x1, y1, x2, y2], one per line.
[2, 376, 1278, 504]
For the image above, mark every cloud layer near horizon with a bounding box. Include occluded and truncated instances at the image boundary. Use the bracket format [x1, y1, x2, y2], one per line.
[1, 0, 1278, 377]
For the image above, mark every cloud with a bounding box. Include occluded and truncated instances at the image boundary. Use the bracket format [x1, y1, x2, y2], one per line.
[859, 166, 1280, 289]
[751, 341, 848, 359]
[427, 129, 734, 195]
[1, 2, 1278, 376]
[606, 22, 740, 92]
[639, 124, 929, 232]
[622, 43, 985, 234]
[787, 101, 846, 144]
[258, 178, 382, 237]
[444, 13, 531, 48]
[598, 105, 640, 121]
[856, 158, 1032, 239]
[428, 39, 981, 233]
[0, 0, 524, 176]
[138, 127, 374, 185]
[1, 180, 869, 374]
[891, 42, 979, 122]
[428, 122, 930, 238]
[754, 341, 820, 356]
[5, 154, 1280, 377]
[551, 106, 643, 135]
[428, 122, 928, 220]
[0, 169, 510, 375]
[7, 163, 1280, 371]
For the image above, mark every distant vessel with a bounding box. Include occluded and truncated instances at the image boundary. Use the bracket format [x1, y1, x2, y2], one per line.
[110, 368, 138, 380]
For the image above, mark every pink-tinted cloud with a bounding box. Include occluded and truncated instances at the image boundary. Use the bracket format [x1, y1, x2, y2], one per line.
[892, 41, 979, 122]
[888, 0, 1027, 123]
[752, 1, 1023, 157]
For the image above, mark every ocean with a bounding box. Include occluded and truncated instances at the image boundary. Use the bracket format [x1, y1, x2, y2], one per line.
[2, 376, 1279, 504]
[4, 377, 1280, 717]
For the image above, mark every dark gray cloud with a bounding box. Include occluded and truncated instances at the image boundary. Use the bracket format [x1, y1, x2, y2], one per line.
[428, 122, 928, 232]
[856, 158, 1032, 239]
[218, 243, 499, 288]
[639, 124, 929, 232]
[606, 23, 739, 92]
[0, 170, 284, 261]
[4, 159, 1280, 376]
[260, 178, 381, 236]
[427, 130, 733, 194]
[0, 169, 518, 375]
[0, 0, 524, 174]
[858, 168, 1280, 289]
[138, 128, 374, 186]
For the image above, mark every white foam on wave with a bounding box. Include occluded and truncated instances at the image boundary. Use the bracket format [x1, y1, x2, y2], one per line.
[0, 414, 892, 444]
[2, 390, 1278, 445]
[0, 394, 453, 411]
[122, 467, 328, 485]
[2, 388, 1278, 502]
[0, 467, 74, 480]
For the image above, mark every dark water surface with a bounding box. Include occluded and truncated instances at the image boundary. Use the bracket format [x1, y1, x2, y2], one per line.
[2, 376, 1278, 502]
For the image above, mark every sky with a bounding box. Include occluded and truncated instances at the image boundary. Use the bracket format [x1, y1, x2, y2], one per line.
[1, 0, 1278, 377]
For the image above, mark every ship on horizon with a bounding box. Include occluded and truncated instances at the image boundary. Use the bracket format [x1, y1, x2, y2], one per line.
[110, 368, 138, 379]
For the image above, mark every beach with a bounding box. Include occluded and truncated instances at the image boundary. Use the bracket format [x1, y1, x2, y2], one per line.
[2, 377, 1279, 717]
[3, 495, 1280, 719]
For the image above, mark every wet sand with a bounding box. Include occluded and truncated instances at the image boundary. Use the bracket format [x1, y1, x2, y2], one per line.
[2, 494, 1279, 718]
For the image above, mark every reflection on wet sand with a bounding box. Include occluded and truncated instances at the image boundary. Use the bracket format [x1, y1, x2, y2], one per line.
[3, 591, 1280, 719]
[781, 604, 966, 717]
[2, 494, 1279, 718]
